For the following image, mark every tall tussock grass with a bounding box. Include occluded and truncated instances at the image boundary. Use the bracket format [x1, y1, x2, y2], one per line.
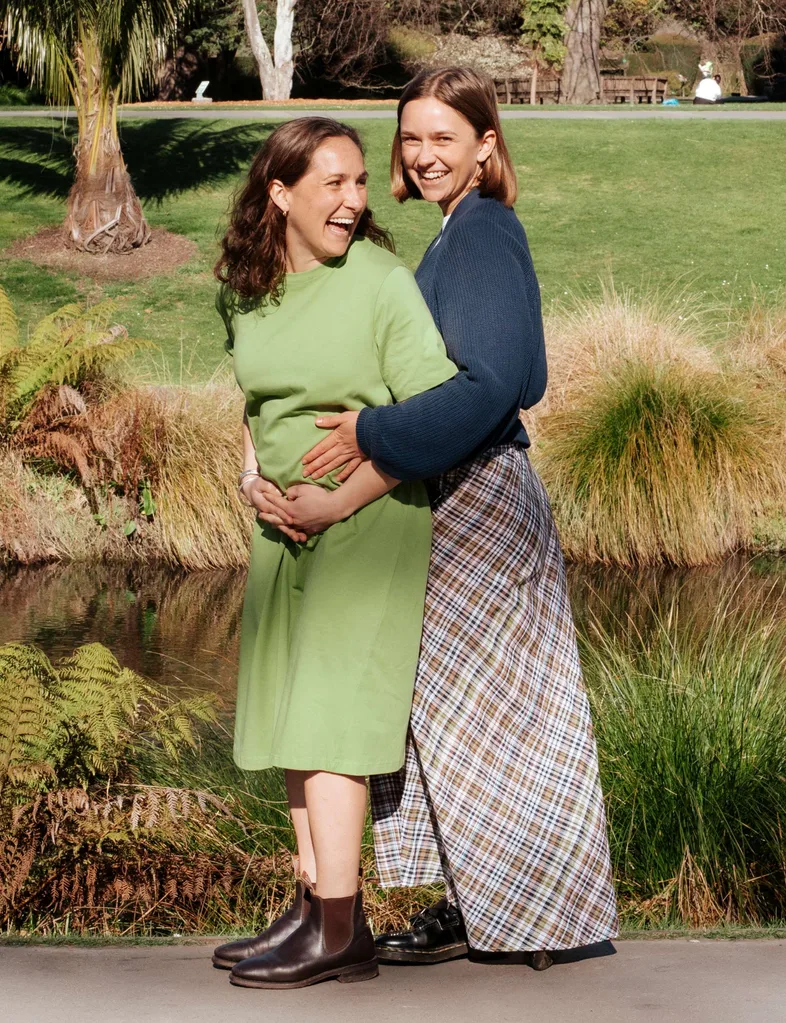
[531, 288, 786, 566]
[127, 383, 251, 570]
[582, 581, 786, 927]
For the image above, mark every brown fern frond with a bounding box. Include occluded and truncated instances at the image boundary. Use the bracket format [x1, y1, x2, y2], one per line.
[26, 430, 94, 487]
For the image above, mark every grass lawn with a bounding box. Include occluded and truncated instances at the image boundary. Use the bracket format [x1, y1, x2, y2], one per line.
[1, 115, 784, 382]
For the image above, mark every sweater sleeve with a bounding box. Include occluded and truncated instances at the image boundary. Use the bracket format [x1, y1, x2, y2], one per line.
[356, 216, 541, 480]
[373, 266, 456, 402]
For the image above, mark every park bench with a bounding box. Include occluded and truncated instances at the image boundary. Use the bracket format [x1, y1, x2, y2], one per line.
[494, 77, 561, 105]
[600, 75, 669, 104]
[495, 74, 668, 105]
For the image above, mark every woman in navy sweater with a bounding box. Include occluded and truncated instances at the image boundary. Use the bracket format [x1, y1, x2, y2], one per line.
[287, 68, 618, 965]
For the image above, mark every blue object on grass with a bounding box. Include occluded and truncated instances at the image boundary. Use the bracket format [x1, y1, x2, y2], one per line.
[663, 98, 680, 106]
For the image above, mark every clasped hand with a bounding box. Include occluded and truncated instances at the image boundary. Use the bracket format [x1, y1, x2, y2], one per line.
[248, 478, 352, 539]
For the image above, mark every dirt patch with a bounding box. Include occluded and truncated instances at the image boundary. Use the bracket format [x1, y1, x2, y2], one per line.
[5, 226, 199, 282]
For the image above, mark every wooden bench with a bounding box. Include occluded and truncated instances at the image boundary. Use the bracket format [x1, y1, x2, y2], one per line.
[495, 74, 668, 105]
[601, 76, 669, 104]
[494, 77, 561, 105]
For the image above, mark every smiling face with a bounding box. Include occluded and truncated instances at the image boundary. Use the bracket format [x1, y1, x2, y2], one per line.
[399, 97, 496, 215]
[269, 136, 369, 273]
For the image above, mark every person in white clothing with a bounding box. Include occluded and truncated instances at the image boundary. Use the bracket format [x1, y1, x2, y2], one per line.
[694, 72, 722, 104]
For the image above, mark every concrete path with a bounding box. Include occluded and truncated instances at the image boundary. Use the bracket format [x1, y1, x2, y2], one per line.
[1, 940, 784, 1023]
[3, 106, 786, 121]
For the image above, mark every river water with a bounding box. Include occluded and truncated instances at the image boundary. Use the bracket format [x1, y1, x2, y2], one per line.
[1, 557, 785, 700]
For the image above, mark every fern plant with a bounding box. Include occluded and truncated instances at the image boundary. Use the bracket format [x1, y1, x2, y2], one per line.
[0, 640, 289, 936]
[0, 286, 154, 436]
[0, 641, 216, 796]
[0, 285, 161, 527]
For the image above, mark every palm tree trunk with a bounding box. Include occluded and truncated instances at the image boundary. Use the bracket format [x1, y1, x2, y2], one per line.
[64, 38, 150, 254]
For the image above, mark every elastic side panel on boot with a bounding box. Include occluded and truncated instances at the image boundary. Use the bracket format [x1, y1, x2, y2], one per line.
[321, 893, 358, 954]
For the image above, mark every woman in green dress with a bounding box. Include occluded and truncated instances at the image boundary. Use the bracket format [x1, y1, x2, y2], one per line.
[210, 117, 455, 989]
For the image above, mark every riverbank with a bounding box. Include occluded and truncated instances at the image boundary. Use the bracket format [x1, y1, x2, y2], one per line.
[2, 287, 784, 570]
[2, 577, 785, 936]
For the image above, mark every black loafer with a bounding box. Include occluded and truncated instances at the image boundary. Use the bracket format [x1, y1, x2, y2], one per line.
[375, 898, 468, 964]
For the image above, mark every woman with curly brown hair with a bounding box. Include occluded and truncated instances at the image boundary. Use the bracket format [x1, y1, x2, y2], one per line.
[210, 116, 455, 989]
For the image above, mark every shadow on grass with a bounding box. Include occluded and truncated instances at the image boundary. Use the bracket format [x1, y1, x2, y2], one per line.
[0, 119, 278, 203]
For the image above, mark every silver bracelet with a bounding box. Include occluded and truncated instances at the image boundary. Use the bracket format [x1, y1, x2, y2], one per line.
[238, 469, 260, 485]
[238, 475, 261, 501]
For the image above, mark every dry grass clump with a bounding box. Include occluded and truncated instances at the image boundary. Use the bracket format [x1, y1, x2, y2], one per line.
[734, 302, 786, 380]
[129, 383, 251, 570]
[0, 453, 99, 563]
[0, 287, 252, 570]
[532, 289, 786, 566]
[1, 382, 252, 570]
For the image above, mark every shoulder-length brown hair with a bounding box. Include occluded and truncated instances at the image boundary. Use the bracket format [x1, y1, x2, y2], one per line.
[215, 117, 393, 304]
[391, 67, 517, 207]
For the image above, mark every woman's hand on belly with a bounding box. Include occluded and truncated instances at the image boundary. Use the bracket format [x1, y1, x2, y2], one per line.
[245, 477, 308, 543]
[301, 411, 364, 481]
[286, 483, 347, 536]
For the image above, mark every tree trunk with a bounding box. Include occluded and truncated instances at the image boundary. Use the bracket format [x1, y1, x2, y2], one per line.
[65, 40, 150, 254]
[242, 0, 296, 101]
[530, 62, 539, 105]
[561, 0, 609, 104]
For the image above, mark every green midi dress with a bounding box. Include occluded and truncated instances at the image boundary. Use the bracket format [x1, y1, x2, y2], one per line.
[219, 238, 456, 775]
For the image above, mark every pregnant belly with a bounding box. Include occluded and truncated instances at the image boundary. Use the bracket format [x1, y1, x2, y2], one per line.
[253, 412, 344, 493]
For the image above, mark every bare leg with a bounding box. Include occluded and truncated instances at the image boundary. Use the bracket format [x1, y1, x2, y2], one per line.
[304, 770, 366, 898]
[285, 769, 317, 883]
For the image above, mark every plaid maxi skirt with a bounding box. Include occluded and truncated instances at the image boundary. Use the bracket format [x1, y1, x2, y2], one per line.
[370, 444, 618, 951]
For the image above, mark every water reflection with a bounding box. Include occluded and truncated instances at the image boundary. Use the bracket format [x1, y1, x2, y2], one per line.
[1, 556, 784, 692]
[570, 556, 786, 637]
[0, 562, 247, 696]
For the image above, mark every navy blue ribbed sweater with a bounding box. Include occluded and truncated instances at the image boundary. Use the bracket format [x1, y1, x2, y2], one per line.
[356, 188, 547, 481]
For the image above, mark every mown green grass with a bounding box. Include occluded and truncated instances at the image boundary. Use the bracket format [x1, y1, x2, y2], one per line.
[1, 116, 784, 381]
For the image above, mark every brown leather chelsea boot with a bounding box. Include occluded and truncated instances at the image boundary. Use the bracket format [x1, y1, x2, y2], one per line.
[229, 888, 378, 989]
[212, 877, 311, 969]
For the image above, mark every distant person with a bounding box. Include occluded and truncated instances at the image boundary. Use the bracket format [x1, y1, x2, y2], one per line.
[694, 72, 722, 105]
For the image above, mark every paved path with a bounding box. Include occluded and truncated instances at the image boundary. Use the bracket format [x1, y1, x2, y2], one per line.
[3, 106, 786, 121]
[1, 940, 783, 1022]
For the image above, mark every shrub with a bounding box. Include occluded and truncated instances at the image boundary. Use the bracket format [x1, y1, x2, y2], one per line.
[0, 642, 438, 935]
[0, 84, 38, 106]
[532, 288, 786, 566]
[583, 586, 786, 925]
[387, 25, 437, 69]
